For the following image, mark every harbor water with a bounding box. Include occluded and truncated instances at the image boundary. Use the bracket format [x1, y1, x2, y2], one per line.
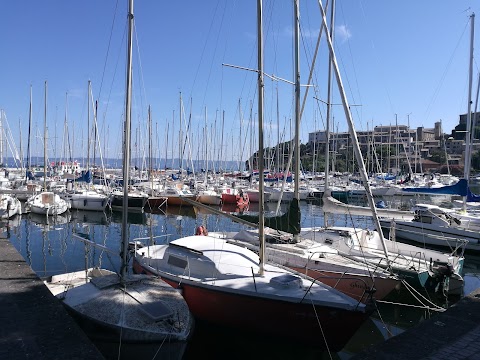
[6, 196, 480, 359]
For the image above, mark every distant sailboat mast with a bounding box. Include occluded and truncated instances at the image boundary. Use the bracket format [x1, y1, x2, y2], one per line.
[26, 84, 33, 179]
[43, 81, 47, 191]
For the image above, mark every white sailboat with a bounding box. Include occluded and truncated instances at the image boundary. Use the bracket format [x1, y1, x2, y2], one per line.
[25, 81, 69, 216]
[44, 0, 194, 347]
[0, 193, 21, 219]
[208, 0, 402, 303]
[65, 81, 109, 212]
[378, 13, 479, 254]
[133, 1, 373, 352]
[311, 3, 465, 295]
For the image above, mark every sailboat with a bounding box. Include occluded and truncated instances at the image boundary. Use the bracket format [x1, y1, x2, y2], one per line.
[203, 0, 401, 303]
[305, 3, 465, 295]
[25, 81, 70, 216]
[44, 0, 194, 347]
[220, 1, 464, 297]
[133, 0, 373, 352]
[378, 13, 479, 254]
[64, 81, 109, 212]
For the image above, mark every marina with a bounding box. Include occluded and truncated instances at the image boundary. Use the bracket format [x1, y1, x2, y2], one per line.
[2, 190, 480, 359]
[1, 1, 480, 359]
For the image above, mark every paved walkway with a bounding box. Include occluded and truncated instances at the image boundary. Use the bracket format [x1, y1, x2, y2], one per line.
[0, 237, 104, 359]
[352, 288, 480, 359]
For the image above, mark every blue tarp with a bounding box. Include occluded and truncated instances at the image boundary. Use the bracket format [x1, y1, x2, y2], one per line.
[467, 187, 480, 202]
[376, 174, 396, 181]
[26, 170, 35, 180]
[75, 170, 92, 183]
[401, 178, 468, 196]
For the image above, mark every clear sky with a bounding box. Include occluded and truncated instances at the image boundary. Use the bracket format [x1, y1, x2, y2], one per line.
[0, 1, 479, 166]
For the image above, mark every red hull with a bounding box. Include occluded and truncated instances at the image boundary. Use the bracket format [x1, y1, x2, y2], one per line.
[221, 193, 237, 204]
[289, 266, 400, 303]
[165, 195, 196, 206]
[133, 260, 370, 351]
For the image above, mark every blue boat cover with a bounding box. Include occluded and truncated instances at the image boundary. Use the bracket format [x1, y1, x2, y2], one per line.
[467, 186, 480, 202]
[401, 178, 468, 196]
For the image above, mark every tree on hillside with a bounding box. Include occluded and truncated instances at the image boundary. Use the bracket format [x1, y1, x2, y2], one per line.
[429, 148, 446, 165]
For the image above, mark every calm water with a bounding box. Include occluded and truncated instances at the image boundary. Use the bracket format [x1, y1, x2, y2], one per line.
[6, 197, 480, 359]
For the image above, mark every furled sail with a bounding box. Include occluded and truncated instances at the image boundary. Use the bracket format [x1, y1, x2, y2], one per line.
[322, 190, 415, 220]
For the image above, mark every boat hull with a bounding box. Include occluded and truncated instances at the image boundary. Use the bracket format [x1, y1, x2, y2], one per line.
[165, 195, 196, 206]
[146, 196, 167, 209]
[196, 194, 222, 205]
[288, 266, 400, 303]
[133, 260, 370, 351]
[380, 219, 480, 252]
[45, 272, 194, 344]
[70, 196, 108, 211]
[110, 194, 147, 211]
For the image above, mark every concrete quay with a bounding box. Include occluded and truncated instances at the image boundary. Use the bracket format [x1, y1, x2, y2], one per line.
[0, 237, 105, 360]
[352, 288, 480, 359]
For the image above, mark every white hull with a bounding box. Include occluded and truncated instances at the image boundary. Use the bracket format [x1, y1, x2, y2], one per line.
[196, 192, 222, 205]
[26, 192, 70, 216]
[67, 191, 109, 211]
[380, 218, 480, 252]
[0, 196, 22, 219]
[44, 269, 194, 343]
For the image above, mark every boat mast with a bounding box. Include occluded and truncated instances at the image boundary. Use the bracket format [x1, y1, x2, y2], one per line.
[87, 80, 91, 172]
[464, 13, 475, 212]
[317, 1, 391, 265]
[43, 81, 47, 191]
[148, 105, 153, 190]
[257, 0, 265, 275]
[324, 0, 335, 227]
[293, 0, 300, 202]
[121, 0, 134, 281]
[26, 85, 33, 180]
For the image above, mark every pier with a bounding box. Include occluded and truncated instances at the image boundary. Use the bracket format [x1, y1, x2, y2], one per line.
[352, 288, 480, 359]
[0, 236, 104, 360]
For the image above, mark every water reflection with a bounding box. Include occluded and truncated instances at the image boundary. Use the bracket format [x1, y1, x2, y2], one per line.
[70, 209, 110, 225]
[110, 210, 147, 225]
[26, 212, 72, 229]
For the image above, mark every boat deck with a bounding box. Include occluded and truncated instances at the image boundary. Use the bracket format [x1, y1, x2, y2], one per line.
[352, 288, 480, 359]
[0, 236, 105, 360]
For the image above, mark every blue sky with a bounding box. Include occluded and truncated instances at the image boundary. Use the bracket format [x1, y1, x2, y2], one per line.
[0, 1, 479, 166]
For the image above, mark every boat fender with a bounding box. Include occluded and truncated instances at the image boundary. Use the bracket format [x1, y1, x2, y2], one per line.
[84, 199, 88, 206]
